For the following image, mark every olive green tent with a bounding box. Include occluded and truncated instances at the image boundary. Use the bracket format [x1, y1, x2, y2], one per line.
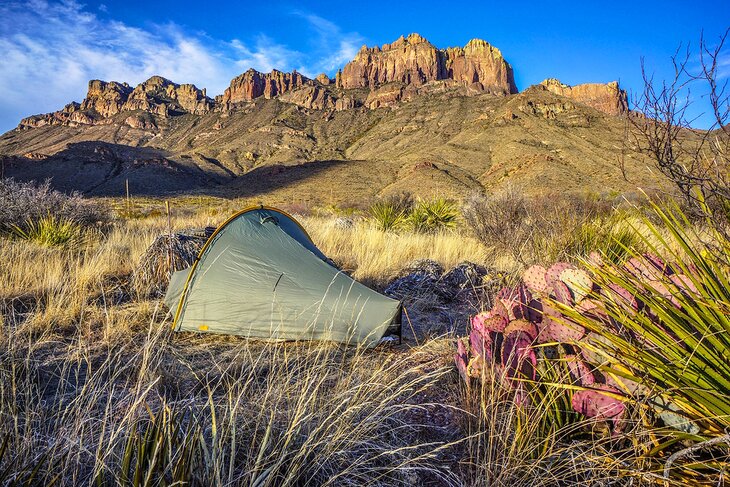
[164, 206, 402, 347]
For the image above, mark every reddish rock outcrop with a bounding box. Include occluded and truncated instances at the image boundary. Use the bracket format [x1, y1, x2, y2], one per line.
[18, 77, 212, 128]
[279, 85, 336, 110]
[122, 76, 212, 115]
[80, 80, 133, 117]
[339, 33, 517, 95]
[222, 69, 310, 107]
[538, 79, 628, 116]
[316, 73, 332, 85]
[442, 39, 516, 94]
[365, 84, 406, 109]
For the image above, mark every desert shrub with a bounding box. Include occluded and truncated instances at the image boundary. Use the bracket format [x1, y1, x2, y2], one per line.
[462, 189, 634, 265]
[462, 188, 530, 255]
[0, 178, 109, 234]
[407, 198, 459, 233]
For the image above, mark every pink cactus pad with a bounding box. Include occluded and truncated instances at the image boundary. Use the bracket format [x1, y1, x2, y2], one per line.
[491, 298, 510, 320]
[647, 279, 682, 309]
[502, 331, 537, 381]
[565, 354, 595, 386]
[670, 273, 700, 296]
[537, 305, 585, 343]
[643, 253, 673, 276]
[525, 298, 543, 323]
[576, 298, 610, 322]
[496, 285, 532, 320]
[469, 328, 492, 361]
[523, 265, 549, 295]
[472, 312, 508, 333]
[546, 262, 575, 286]
[571, 384, 626, 427]
[552, 280, 574, 306]
[504, 319, 538, 340]
[604, 283, 640, 311]
[454, 339, 470, 381]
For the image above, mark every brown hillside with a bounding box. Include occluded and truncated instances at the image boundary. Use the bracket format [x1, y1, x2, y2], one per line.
[0, 34, 664, 204]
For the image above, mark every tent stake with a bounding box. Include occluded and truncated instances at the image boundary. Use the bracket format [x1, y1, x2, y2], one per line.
[403, 306, 418, 346]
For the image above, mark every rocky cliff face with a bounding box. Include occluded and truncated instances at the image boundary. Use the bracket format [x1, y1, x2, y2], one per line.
[538, 79, 628, 116]
[20, 77, 213, 129]
[16, 34, 631, 132]
[222, 69, 310, 107]
[81, 80, 133, 117]
[122, 76, 212, 115]
[338, 33, 517, 95]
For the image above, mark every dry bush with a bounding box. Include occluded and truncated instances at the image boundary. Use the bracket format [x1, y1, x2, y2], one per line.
[132, 233, 207, 298]
[462, 189, 643, 268]
[0, 178, 109, 233]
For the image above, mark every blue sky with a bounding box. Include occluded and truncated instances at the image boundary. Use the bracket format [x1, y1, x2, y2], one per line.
[0, 0, 728, 133]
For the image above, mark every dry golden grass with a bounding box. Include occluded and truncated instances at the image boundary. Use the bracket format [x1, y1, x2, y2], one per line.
[301, 217, 491, 286]
[1, 196, 720, 486]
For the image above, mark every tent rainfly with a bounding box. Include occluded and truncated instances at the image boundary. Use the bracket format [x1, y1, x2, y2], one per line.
[164, 206, 402, 347]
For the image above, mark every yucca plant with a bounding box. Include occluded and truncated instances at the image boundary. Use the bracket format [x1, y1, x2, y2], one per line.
[367, 200, 406, 232]
[11, 215, 86, 247]
[408, 198, 459, 233]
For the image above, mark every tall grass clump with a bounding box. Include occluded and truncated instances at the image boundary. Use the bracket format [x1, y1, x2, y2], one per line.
[0, 310, 460, 485]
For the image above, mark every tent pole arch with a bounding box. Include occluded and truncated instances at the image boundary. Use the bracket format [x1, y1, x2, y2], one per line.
[171, 205, 316, 329]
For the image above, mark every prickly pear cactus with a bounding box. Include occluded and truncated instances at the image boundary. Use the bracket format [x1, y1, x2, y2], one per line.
[455, 253, 704, 434]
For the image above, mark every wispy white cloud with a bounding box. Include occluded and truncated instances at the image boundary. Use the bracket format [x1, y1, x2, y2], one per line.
[295, 13, 365, 74]
[0, 1, 362, 133]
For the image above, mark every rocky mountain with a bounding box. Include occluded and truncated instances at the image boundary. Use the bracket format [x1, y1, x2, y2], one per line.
[1, 33, 652, 203]
[538, 78, 628, 116]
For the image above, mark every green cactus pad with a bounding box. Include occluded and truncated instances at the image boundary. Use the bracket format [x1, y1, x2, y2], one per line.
[546, 262, 575, 286]
[559, 268, 593, 303]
